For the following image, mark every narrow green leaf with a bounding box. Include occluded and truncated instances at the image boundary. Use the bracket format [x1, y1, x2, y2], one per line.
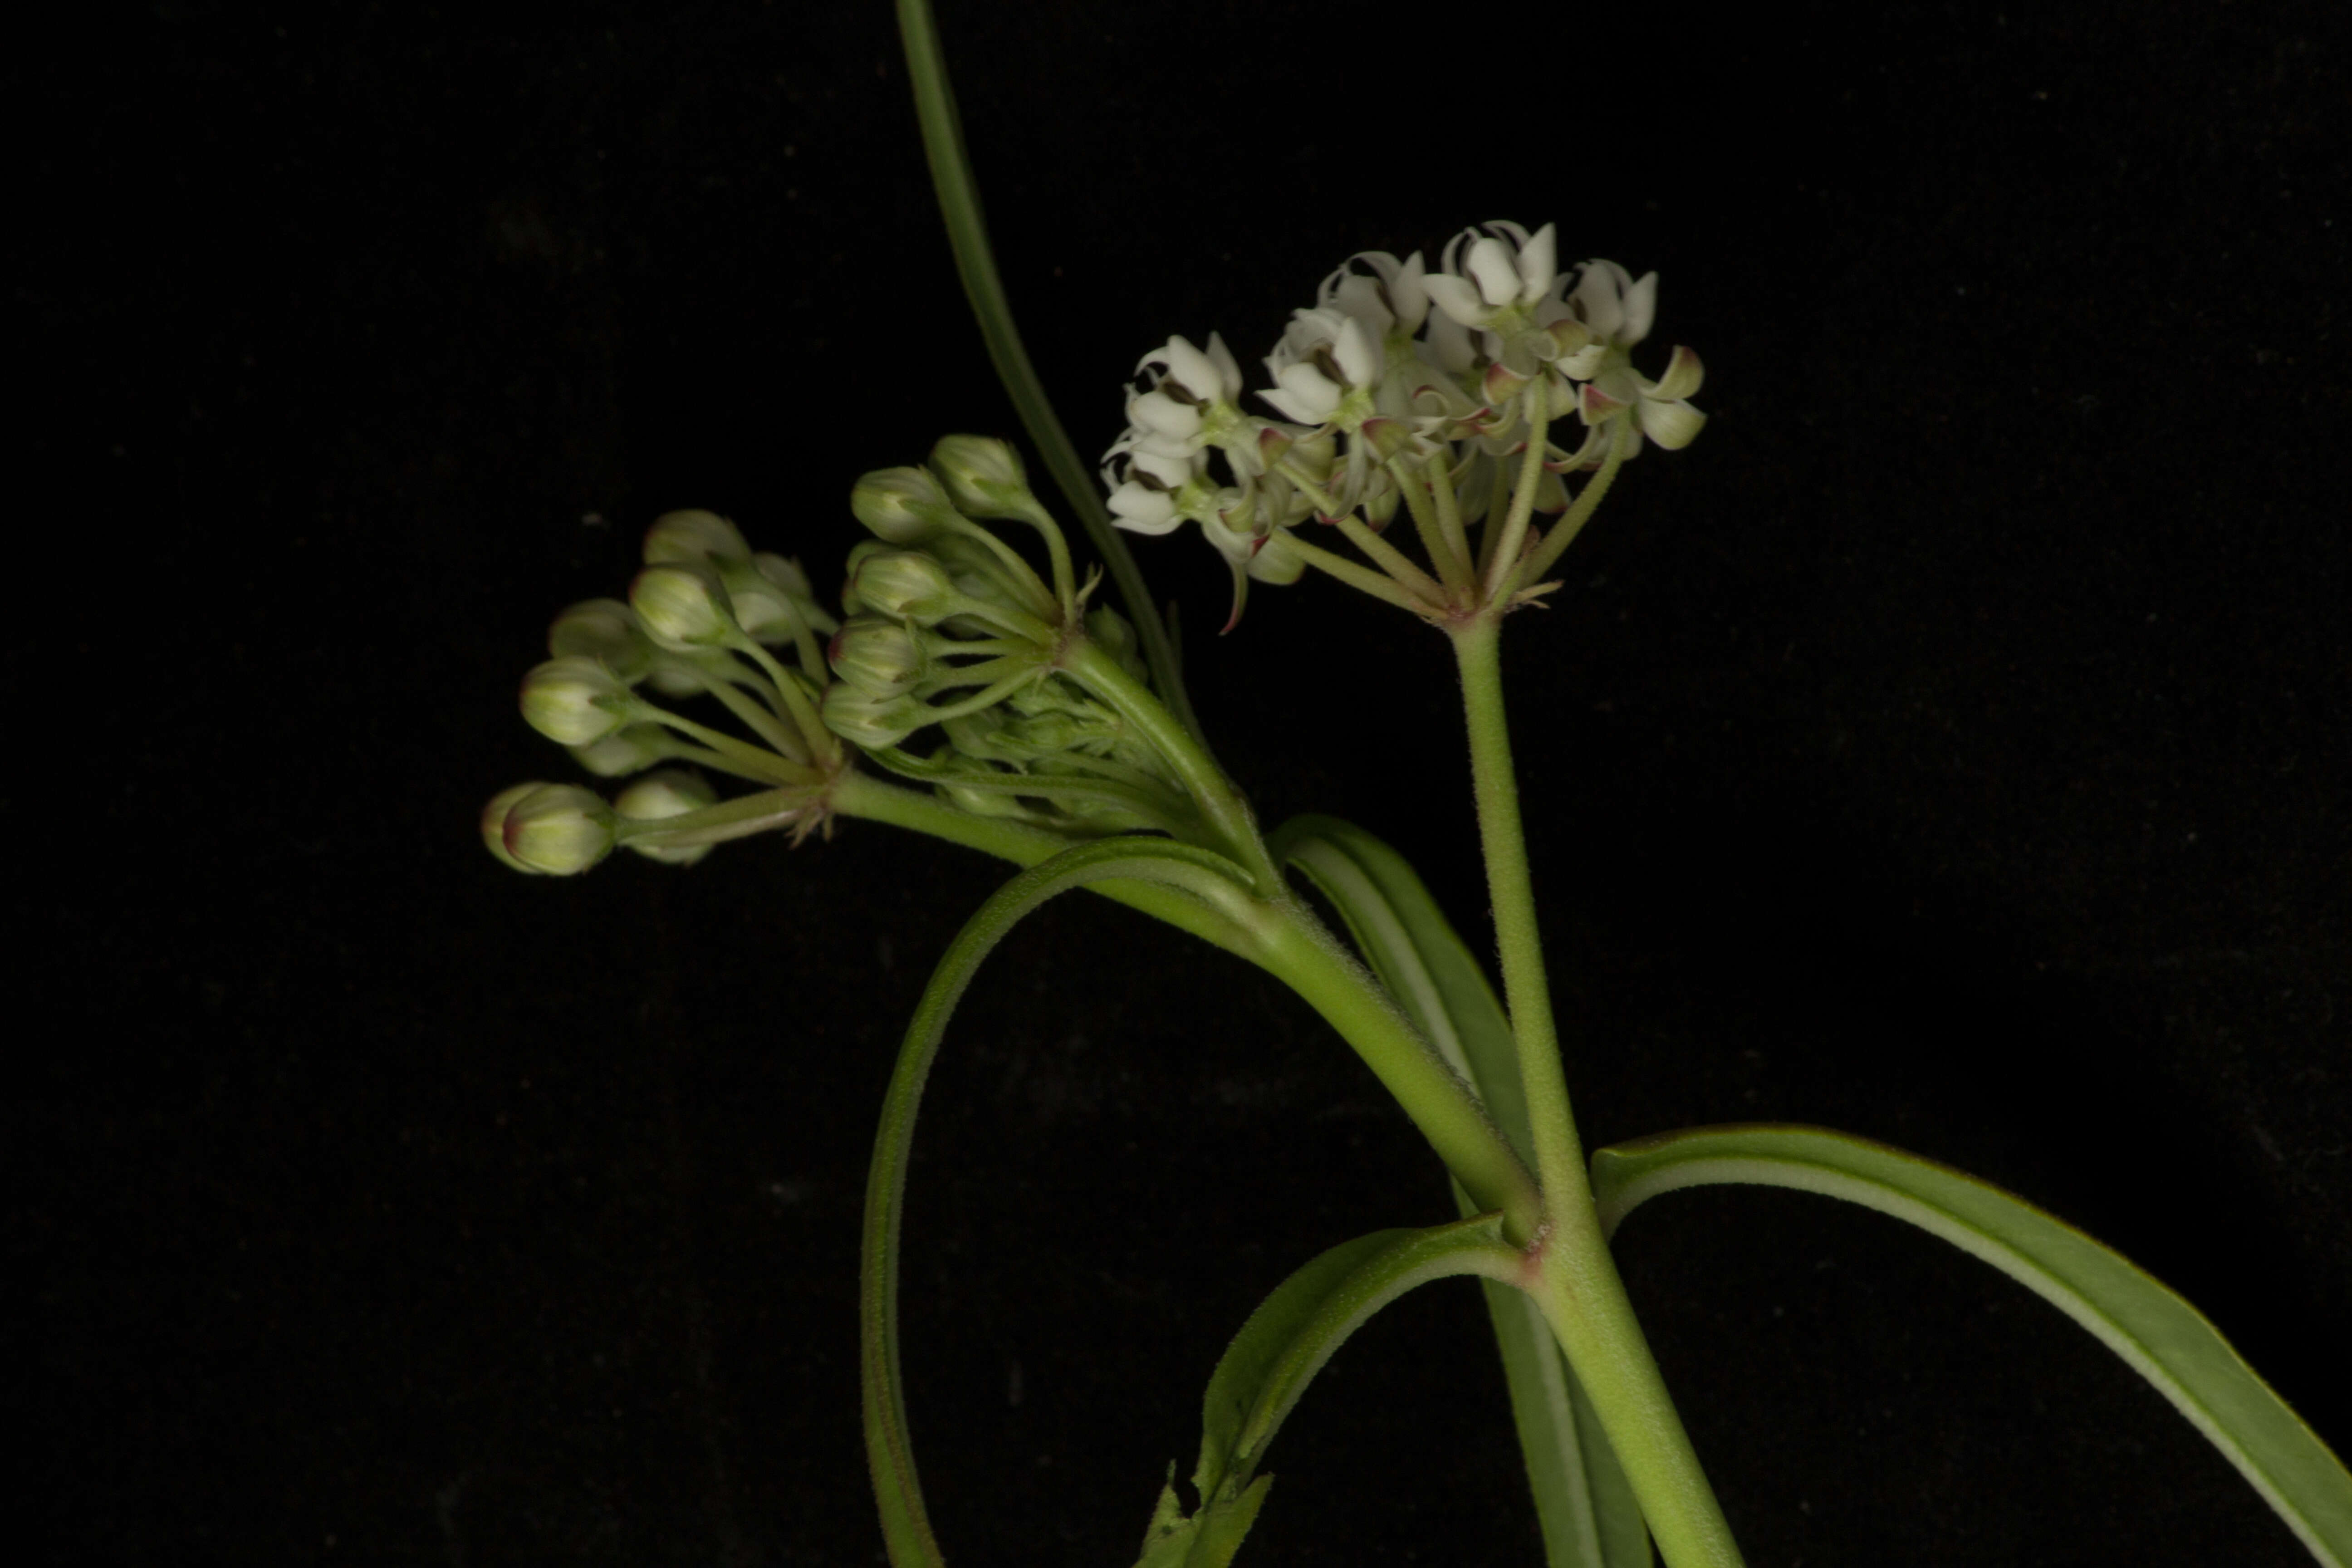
[1271, 813, 1651, 1568]
[1137, 1214, 1522, 1568]
[1592, 1123, 2352, 1568]
[861, 838, 1259, 1568]
[893, 0, 1203, 743]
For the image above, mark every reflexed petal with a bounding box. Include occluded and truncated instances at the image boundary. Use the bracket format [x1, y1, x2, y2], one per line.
[1204, 333, 1244, 398]
[1421, 272, 1489, 328]
[1642, 343, 1704, 402]
[1637, 395, 1706, 450]
[1246, 528, 1307, 585]
[1162, 335, 1224, 401]
[1275, 361, 1344, 418]
[1328, 272, 1393, 333]
[1130, 445, 1196, 487]
[1334, 316, 1382, 388]
[1130, 389, 1203, 439]
[1107, 484, 1181, 532]
[1466, 236, 1520, 306]
[1422, 311, 1478, 374]
[1621, 271, 1659, 345]
[1389, 251, 1431, 331]
[1556, 341, 1606, 380]
[1580, 380, 1629, 424]
[1517, 223, 1558, 303]
[1199, 509, 1259, 566]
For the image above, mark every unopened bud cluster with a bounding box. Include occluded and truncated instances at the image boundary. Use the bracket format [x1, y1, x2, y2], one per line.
[484, 510, 846, 874]
[1102, 222, 1707, 622]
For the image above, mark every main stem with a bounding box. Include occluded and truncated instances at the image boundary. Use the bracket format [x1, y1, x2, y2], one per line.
[1451, 615, 1746, 1568]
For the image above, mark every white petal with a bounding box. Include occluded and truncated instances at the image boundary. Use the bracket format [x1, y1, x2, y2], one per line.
[1517, 223, 1558, 304]
[1637, 396, 1705, 450]
[1259, 383, 1333, 425]
[1277, 361, 1344, 417]
[1422, 310, 1478, 375]
[1333, 316, 1381, 388]
[1130, 389, 1203, 440]
[1162, 335, 1224, 401]
[1421, 272, 1490, 328]
[1620, 272, 1659, 346]
[1328, 272, 1392, 333]
[1389, 251, 1430, 332]
[1466, 236, 1520, 306]
[1108, 484, 1181, 532]
[1204, 332, 1244, 399]
[1556, 342, 1606, 380]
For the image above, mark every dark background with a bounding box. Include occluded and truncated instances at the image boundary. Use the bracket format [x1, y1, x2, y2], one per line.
[18, 0, 2347, 1563]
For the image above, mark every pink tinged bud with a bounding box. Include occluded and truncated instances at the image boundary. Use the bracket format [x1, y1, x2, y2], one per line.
[520, 655, 637, 746]
[501, 784, 617, 875]
[481, 783, 549, 873]
[828, 615, 928, 700]
[642, 509, 753, 568]
[930, 435, 1034, 519]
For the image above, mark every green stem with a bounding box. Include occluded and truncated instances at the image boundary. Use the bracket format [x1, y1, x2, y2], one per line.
[1281, 533, 1424, 610]
[1481, 393, 1553, 601]
[1524, 415, 1634, 584]
[1451, 615, 1744, 1568]
[894, 0, 1204, 745]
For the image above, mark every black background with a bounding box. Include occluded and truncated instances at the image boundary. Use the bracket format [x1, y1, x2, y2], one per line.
[19, 1, 2348, 1563]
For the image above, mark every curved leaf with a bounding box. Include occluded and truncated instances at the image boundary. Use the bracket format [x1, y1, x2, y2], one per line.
[862, 838, 1258, 1568]
[1135, 1214, 1524, 1568]
[1272, 813, 1651, 1568]
[1592, 1123, 2352, 1568]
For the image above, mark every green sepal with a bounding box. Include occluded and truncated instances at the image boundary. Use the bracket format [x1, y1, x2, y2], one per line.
[1132, 1213, 1518, 1568]
[1593, 1122, 2352, 1568]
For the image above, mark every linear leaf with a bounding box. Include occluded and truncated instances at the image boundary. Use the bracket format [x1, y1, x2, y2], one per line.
[1592, 1122, 2352, 1568]
[862, 838, 1258, 1568]
[1136, 1214, 1522, 1568]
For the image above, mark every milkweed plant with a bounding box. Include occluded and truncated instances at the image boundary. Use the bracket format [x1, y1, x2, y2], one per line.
[476, 5, 2352, 1565]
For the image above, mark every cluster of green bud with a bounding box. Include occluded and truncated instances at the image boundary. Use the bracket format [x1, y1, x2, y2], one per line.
[484, 510, 846, 876]
[818, 437, 1194, 834]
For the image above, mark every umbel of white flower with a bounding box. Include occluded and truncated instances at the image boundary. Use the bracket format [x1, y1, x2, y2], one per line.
[1101, 222, 1707, 626]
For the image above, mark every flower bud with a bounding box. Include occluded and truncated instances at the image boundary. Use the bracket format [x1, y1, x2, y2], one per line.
[520, 655, 637, 746]
[569, 723, 675, 778]
[929, 435, 1034, 519]
[642, 509, 753, 568]
[828, 615, 929, 701]
[615, 767, 719, 866]
[848, 548, 959, 622]
[820, 681, 928, 750]
[630, 561, 738, 651]
[501, 784, 617, 875]
[547, 598, 653, 683]
[481, 782, 549, 873]
[938, 779, 1034, 819]
[1084, 603, 1147, 681]
[851, 466, 963, 544]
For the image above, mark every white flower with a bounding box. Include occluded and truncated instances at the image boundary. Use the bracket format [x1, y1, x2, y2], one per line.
[1259, 308, 1383, 427]
[1570, 259, 1659, 349]
[1317, 250, 1432, 338]
[1422, 221, 1563, 332]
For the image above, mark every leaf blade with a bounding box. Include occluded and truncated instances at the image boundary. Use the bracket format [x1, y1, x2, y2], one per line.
[1592, 1122, 2352, 1568]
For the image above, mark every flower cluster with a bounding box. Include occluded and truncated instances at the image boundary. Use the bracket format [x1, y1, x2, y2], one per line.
[483, 510, 846, 874]
[1101, 222, 1705, 622]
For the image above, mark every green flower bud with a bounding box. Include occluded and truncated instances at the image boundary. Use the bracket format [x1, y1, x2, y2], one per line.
[850, 466, 962, 544]
[1083, 603, 1148, 682]
[938, 779, 1034, 819]
[928, 435, 1034, 519]
[501, 784, 617, 875]
[827, 614, 929, 701]
[481, 782, 549, 873]
[615, 767, 719, 866]
[520, 655, 637, 746]
[642, 508, 753, 567]
[569, 723, 675, 778]
[848, 548, 959, 623]
[820, 681, 928, 750]
[630, 561, 737, 651]
[547, 598, 653, 683]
